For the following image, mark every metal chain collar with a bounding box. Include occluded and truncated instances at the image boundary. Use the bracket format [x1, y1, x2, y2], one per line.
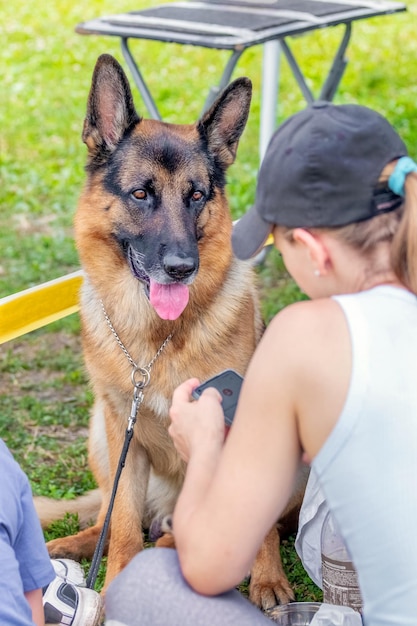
[99, 298, 173, 430]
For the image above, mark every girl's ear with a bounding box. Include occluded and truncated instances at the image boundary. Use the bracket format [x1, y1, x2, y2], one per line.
[292, 228, 331, 275]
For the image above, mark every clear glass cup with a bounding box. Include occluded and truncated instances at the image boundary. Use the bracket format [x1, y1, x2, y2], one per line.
[266, 602, 322, 625]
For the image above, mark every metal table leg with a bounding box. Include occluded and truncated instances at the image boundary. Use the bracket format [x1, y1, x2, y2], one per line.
[260, 40, 281, 162]
[121, 38, 162, 120]
[319, 23, 351, 101]
[279, 23, 352, 104]
[201, 48, 245, 113]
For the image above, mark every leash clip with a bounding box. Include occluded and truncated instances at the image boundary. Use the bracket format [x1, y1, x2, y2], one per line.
[128, 388, 144, 431]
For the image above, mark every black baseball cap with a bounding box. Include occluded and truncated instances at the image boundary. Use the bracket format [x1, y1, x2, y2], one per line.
[232, 101, 407, 260]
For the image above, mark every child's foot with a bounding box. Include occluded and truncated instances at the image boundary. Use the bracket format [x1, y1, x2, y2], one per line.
[43, 559, 103, 625]
[51, 558, 86, 587]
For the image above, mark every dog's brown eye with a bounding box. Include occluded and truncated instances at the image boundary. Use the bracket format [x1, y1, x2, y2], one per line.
[192, 191, 203, 202]
[132, 189, 146, 200]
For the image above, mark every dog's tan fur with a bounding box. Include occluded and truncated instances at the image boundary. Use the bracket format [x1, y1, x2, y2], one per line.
[34, 54, 306, 608]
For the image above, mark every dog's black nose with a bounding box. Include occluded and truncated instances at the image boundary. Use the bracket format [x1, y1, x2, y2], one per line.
[163, 254, 196, 280]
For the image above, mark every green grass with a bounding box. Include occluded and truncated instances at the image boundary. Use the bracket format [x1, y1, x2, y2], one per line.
[1, 0, 416, 604]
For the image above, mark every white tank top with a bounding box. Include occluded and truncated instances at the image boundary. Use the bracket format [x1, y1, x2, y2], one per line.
[312, 285, 417, 626]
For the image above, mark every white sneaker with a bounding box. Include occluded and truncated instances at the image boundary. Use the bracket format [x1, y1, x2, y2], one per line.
[51, 559, 86, 587]
[43, 577, 103, 626]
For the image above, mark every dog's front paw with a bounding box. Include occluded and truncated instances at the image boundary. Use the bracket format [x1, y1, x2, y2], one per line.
[47, 536, 84, 561]
[47, 525, 103, 561]
[249, 577, 295, 610]
[249, 525, 295, 610]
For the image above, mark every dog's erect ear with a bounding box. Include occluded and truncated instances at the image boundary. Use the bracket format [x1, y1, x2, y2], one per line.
[198, 77, 252, 169]
[82, 54, 141, 162]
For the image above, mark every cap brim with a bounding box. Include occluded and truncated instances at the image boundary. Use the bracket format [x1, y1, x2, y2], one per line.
[232, 206, 273, 260]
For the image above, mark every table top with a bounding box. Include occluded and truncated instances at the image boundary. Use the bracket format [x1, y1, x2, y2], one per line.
[76, 0, 406, 50]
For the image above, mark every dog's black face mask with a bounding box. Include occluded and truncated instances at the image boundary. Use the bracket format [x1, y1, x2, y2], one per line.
[81, 54, 252, 320]
[104, 130, 212, 320]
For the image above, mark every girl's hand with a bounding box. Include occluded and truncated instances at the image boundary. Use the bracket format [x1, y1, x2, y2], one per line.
[169, 378, 226, 463]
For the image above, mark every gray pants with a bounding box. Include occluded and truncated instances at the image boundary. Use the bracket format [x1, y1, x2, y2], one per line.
[105, 547, 272, 626]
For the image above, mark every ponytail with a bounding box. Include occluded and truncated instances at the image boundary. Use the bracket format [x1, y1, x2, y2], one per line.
[391, 172, 417, 295]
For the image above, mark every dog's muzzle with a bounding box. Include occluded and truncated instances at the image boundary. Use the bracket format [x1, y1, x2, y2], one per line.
[126, 244, 193, 321]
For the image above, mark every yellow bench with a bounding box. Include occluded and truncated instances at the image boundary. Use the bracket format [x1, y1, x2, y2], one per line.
[0, 270, 84, 345]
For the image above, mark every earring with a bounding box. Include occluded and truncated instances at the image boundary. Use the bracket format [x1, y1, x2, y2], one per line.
[314, 269, 321, 277]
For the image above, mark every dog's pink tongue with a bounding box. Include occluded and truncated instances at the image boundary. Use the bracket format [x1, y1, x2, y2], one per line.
[149, 280, 190, 320]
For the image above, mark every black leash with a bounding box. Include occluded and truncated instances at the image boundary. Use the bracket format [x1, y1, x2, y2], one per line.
[86, 378, 145, 590]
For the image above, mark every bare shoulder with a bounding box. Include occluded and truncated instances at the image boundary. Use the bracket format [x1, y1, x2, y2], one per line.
[263, 297, 352, 458]
[252, 297, 351, 387]
[266, 297, 348, 351]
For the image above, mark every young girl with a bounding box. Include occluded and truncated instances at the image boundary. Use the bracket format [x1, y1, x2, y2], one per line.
[1, 437, 55, 626]
[1, 437, 102, 626]
[105, 102, 417, 626]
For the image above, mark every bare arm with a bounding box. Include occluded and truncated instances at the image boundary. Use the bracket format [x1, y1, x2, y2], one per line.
[169, 298, 351, 595]
[24, 588, 45, 626]
[169, 308, 304, 594]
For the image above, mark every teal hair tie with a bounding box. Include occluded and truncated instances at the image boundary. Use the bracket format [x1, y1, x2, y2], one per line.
[388, 156, 417, 197]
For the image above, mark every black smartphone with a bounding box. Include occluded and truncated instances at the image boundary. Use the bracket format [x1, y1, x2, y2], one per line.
[192, 369, 244, 426]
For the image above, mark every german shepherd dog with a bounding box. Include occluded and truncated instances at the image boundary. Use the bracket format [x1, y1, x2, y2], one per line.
[35, 54, 307, 608]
